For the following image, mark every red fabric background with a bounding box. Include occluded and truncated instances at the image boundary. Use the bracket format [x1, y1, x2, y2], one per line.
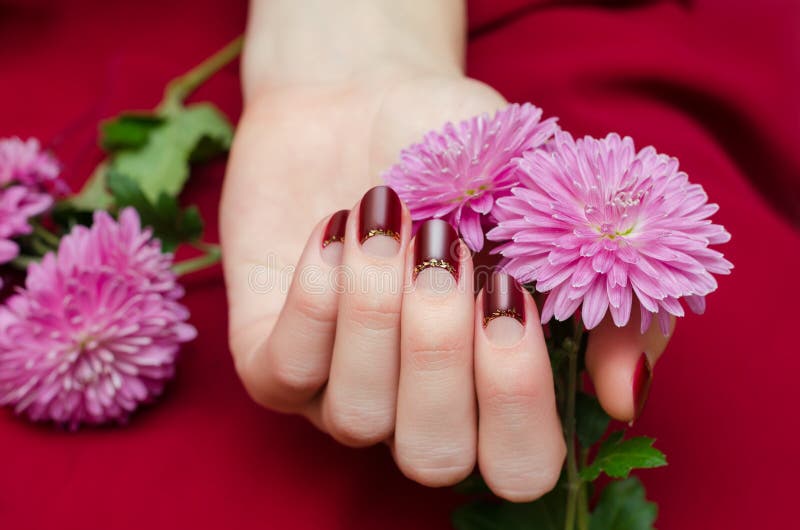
[1, 0, 798, 528]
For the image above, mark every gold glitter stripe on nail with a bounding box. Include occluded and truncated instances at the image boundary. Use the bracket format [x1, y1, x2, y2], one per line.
[482, 309, 523, 327]
[322, 235, 344, 248]
[413, 258, 457, 280]
[361, 229, 400, 244]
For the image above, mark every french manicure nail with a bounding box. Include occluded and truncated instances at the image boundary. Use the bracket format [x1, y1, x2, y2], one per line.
[413, 219, 460, 286]
[483, 272, 526, 326]
[322, 210, 349, 248]
[632, 353, 653, 421]
[359, 186, 402, 253]
[321, 209, 348, 266]
[482, 272, 525, 346]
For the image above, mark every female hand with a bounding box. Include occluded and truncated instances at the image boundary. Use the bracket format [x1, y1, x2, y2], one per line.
[221, 0, 673, 502]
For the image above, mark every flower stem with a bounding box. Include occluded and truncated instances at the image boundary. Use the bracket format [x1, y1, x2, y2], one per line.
[158, 35, 243, 115]
[172, 242, 221, 276]
[9, 255, 36, 270]
[577, 448, 590, 530]
[69, 37, 243, 209]
[32, 222, 60, 249]
[563, 323, 584, 530]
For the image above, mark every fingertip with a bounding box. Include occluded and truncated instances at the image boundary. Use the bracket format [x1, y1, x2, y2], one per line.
[585, 310, 666, 423]
[320, 209, 349, 265]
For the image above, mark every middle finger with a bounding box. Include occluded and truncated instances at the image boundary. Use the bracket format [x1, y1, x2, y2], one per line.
[394, 219, 477, 487]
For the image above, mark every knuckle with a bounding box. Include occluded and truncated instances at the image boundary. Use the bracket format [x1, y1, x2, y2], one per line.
[480, 378, 540, 416]
[269, 354, 328, 396]
[406, 337, 469, 373]
[234, 358, 284, 411]
[325, 397, 394, 447]
[346, 295, 401, 334]
[231, 341, 324, 413]
[290, 292, 338, 332]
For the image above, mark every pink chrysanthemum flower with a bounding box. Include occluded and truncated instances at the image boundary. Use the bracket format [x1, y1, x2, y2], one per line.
[384, 103, 558, 251]
[488, 131, 732, 334]
[0, 208, 196, 428]
[0, 136, 68, 195]
[0, 186, 53, 266]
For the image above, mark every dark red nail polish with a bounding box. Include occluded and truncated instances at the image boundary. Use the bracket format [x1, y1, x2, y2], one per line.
[483, 272, 526, 326]
[322, 210, 349, 247]
[359, 186, 402, 244]
[632, 353, 653, 420]
[413, 219, 460, 280]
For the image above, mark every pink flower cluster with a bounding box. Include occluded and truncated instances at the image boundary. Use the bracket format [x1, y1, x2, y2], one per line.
[489, 131, 732, 333]
[0, 137, 65, 192]
[0, 208, 196, 428]
[385, 108, 732, 333]
[0, 137, 67, 271]
[384, 104, 557, 252]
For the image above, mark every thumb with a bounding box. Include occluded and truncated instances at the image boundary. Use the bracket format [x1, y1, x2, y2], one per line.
[584, 304, 674, 423]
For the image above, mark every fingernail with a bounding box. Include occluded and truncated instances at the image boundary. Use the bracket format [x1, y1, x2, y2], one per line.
[321, 209, 348, 265]
[482, 272, 526, 346]
[359, 186, 402, 257]
[413, 219, 459, 294]
[632, 353, 653, 421]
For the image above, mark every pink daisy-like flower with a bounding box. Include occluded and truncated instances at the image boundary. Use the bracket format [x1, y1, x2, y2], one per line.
[0, 136, 68, 195]
[0, 208, 196, 428]
[488, 131, 732, 334]
[384, 103, 558, 251]
[0, 185, 53, 266]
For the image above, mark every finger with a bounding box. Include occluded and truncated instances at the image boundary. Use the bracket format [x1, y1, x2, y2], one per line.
[585, 304, 675, 423]
[394, 219, 477, 487]
[321, 186, 409, 447]
[237, 210, 348, 411]
[474, 272, 565, 502]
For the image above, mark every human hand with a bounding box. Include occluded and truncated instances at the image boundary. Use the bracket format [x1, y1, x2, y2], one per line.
[221, 0, 673, 502]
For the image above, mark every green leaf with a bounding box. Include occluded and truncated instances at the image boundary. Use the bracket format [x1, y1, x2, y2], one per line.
[589, 478, 658, 530]
[581, 431, 667, 482]
[108, 170, 203, 252]
[99, 113, 165, 151]
[453, 485, 566, 530]
[59, 162, 114, 213]
[576, 392, 610, 448]
[111, 103, 233, 201]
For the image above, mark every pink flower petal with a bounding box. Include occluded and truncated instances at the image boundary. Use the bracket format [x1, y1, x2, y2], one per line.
[458, 209, 485, 252]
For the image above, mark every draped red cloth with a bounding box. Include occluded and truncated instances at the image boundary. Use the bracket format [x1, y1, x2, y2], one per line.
[1, 0, 798, 528]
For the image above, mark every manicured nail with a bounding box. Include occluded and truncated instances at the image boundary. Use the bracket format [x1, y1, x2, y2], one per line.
[632, 353, 653, 421]
[322, 210, 348, 248]
[321, 209, 348, 265]
[413, 219, 459, 294]
[483, 272, 525, 326]
[482, 272, 525, 346]
[359, 186, 402, 257]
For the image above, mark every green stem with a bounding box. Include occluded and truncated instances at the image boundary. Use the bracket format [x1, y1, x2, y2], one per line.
[172, 242, 221, 276]
[577, 447, 590, 530]
[9, 255, 37, 270]
[32, 223, 60, 248]
[70, 37, 243, 207]
[563, 323, 584, 530]
[158, 35, 244, 115]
